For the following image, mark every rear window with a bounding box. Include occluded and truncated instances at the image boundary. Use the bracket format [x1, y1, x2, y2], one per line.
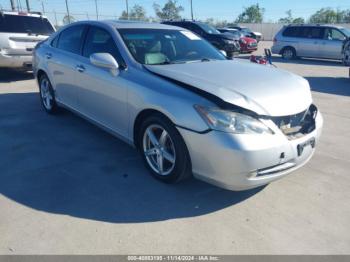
[0, 14, 54, 35]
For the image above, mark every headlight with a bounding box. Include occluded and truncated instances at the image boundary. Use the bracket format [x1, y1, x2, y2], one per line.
[240, 38, 247, 44]
[195, 105, 274, 135]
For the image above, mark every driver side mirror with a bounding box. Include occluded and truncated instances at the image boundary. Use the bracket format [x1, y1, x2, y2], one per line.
[90, 53, 119, 75]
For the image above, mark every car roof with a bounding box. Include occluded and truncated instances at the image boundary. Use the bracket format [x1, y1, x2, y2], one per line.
[103, 20, 184, 30]
[0, 10, 47, 18]
[286, 24, 345, 29]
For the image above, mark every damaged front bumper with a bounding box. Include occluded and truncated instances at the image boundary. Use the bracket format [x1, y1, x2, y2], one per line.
[177, 108, 323, 191]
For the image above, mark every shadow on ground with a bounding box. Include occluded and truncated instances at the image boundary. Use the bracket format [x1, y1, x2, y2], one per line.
[0, 92, 263, 223]
[0, 69, 34, 83]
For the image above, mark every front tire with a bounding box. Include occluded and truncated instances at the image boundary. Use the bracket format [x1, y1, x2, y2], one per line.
[138, 113, 192, 184]
[39, 74, 58, 114]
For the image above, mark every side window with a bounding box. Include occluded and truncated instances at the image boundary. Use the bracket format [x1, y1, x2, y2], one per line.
[324, 28, 346, 41]
[51, 35, 59, 48]
[283, 27, 298, 37]
[299, 27, 311, 38]
[57, 25, 86, 54]
[83, 26, 124, 67]
[189, 24, 203, 35]
[310, 27, 324, 39]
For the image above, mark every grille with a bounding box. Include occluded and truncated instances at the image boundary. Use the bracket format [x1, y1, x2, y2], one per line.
[270, 104, 317, 140]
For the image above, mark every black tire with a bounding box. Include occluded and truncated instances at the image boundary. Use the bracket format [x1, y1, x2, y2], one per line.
[138, 113, 192, 184]
[281, 47, 296, 60]
[38, 73, 58, 114]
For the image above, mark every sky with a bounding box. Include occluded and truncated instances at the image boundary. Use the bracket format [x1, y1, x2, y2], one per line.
[1, 0, 350, 24]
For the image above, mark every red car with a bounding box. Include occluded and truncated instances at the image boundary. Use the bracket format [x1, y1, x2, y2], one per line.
[218, 28, 258, 53]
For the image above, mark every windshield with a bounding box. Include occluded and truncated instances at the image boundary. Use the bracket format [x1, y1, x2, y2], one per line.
[197, 23, 220, 35]
[340, 28, 350, 37]
[0, 14, 55, 35]
[118, 29, 226, 65]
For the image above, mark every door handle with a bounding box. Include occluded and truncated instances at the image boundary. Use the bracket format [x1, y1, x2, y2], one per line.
[76, 65, 85, 73]
[45, 53, 52, 59]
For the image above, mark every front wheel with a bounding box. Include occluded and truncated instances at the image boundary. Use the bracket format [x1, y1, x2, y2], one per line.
[138, 114, 192, 183]
[39, 74, 58, 114]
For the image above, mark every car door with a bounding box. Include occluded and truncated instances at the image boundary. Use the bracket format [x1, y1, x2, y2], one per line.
[297, 27, 323, 58]
[46, 24, 87, 110]
[320, 28, 346, 59]
[76, 26, 128, 137]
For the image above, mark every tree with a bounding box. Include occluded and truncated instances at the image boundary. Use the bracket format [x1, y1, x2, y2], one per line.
[119, 4, 147, 21]
[62, 15, 75, 25]
[309, 8, 340, 23]
[278, 10, 305, 24]
[153, 0, 184, 20]
[235, 4, 264, 23]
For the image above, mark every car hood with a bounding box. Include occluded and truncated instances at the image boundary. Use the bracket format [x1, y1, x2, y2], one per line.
[221, 32, 240, 40]
[207, 33, 238, 41]
[145, 60, 312, 116]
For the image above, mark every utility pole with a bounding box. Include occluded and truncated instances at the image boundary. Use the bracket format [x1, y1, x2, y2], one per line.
[40, 1, 45, 14]
[25, 0, 30, 12]
[190, 0, 193, 20]
[10, 0, 16, 11]
[125, 0, 129, 20]
[53, 10, 58, 26]
[65, 0, 71, 23]
[94, 0, 98, 20]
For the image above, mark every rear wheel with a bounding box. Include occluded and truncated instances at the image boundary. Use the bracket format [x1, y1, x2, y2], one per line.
[138, 113, 192, 183]
[39, 74, 58, 114]
[281, 47, 296, 60]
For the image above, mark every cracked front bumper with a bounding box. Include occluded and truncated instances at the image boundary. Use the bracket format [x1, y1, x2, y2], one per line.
[178, 111, 323, 191]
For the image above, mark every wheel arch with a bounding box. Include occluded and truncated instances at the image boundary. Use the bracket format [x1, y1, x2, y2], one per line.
[133, 108, 174, 148]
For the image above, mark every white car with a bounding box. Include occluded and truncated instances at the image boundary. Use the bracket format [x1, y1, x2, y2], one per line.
[0, 11, 55, 69]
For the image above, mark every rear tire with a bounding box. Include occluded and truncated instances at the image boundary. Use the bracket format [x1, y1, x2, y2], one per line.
[39, 73, 58, 114]
[138, 113, 192, 184]
[281, 47, 296, 60]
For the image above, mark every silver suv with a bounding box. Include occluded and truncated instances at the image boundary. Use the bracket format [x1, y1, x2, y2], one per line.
[272, 24, 350, 60]
[0, 11, 55, 69]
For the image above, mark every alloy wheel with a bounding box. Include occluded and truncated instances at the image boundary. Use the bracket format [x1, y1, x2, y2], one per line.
[142, 124, 176, 176]
[40, 78, 53, 110]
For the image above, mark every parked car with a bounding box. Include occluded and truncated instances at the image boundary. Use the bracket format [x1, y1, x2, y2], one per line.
[162, 20, 240, 57]
[218, 28, 258, 53]
[272, 24, 350, 60]
[0, 10, 55, 69]
[229, 26, 262, 42]
[33, 21, 323, 191]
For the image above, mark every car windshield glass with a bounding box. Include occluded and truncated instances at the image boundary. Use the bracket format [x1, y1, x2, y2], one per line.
[0, 14, 54, 35]
[118, 29, 226, 65]
[196, 23, 220, 35]
[340, 28, 350, 37]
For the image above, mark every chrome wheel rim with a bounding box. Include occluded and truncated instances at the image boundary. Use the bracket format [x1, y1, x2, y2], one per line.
[283, 49, 293, 59]
[40, 78, 53, 110]
[143, 124, 176, 176]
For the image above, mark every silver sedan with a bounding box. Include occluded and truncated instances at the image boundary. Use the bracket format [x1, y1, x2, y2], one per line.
[33, 21, 323, 191]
